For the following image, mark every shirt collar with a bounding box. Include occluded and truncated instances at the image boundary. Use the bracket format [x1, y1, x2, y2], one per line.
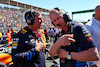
[93, 18, 100, 27]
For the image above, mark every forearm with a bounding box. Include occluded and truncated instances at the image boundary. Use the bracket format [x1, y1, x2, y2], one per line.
[71, 47, 99, 62]
[57, 47, 99, 62]
[50, 43, 61, 56]
[57, 49, 69, 58]
[12, 48, 39, 63]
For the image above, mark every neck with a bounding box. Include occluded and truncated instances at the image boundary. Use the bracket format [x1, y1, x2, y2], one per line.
[27, 26, 38, 31]
[62, 24, 69, 30]
[94, 16, 100, 22]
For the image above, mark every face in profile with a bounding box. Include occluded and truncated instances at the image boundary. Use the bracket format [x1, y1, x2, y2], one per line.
[32, 14, 43, 29]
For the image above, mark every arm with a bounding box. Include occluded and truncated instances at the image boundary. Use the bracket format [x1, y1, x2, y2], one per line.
[57, 47, 99, 62]
[11, 34, 43, 63]
[12, 47, 39, 62]
[71, 47, 99, 62]
[73, 25, 99, 61]
[58, 25, 99, 62]
[50, 34, 75, 56]
[50, 42, 61, 56]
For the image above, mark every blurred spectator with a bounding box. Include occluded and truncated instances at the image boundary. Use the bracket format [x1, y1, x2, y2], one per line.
[0, 32, 2, 43]
[55, 27, 61, 43]
[10, 28, 17, 39]
[6, 30, 12, 44]
[48, 27, 54, 43]
[85, 5, 100, 67]
[44, 27, 48, 42]
[1, 33, 7, 44]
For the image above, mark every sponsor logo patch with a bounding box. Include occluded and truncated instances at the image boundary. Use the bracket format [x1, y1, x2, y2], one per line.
[21, 29, 27, 34]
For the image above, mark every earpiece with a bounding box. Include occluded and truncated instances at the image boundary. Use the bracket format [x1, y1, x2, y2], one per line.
[63, 14, 71, 23]
[25, 10, 35, 25]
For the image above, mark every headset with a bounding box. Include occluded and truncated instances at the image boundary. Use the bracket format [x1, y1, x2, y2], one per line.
[25, 10, 35, 25]
[51, 7, 72, 26]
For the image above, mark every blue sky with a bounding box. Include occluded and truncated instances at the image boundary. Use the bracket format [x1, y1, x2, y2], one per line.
[0, 0, 100, 22]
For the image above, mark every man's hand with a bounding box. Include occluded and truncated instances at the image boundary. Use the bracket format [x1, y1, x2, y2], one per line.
[35, 40, 43, 52]
[50, 34, 75, 56]
[55, 34, 75, 46]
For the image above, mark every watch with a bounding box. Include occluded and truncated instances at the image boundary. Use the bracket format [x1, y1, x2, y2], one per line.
[67, 51, 71, 60]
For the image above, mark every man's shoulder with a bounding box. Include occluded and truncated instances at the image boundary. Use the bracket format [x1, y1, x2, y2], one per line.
[85, 21, 92, 26]
[85, 18, 96, 27]
[72, 22, 84, 29]
[72, 23, 90, 35]
[14, 29, 28, 38]
[85, 19, 96, 30]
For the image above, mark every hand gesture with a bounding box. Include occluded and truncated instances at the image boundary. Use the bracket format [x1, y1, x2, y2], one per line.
[35, 40, 43, 52]
[55, 34, 75, 46]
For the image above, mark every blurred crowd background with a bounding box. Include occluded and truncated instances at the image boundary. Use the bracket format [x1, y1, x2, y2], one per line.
[0, 6, 63, 45]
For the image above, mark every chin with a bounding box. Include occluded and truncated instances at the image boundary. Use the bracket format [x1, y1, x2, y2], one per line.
[57, 27, 61, 28]
[57, 26, 63, 28]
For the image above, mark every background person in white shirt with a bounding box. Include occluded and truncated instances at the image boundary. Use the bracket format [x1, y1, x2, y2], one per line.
[85, 5, 100, 67]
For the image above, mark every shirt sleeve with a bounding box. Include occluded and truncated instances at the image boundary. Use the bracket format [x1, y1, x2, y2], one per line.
[74, 25, 95, 50]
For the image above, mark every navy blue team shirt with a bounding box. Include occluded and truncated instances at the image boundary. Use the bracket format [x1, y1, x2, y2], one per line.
[60, 23, 96, 67]
[11, 27, 45, 67]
